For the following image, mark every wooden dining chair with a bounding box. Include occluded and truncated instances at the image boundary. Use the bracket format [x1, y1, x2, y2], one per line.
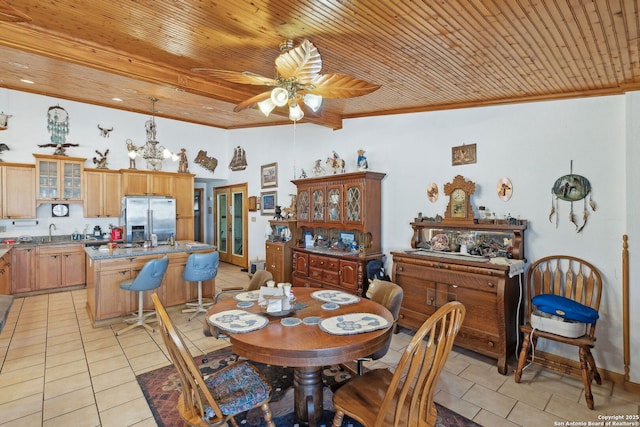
[354, 279, 404, 375]
[212, 269, 273, 304]
[151, 294, 275, 427]
[514, 255, 603, 409]
[331, 301, 465, 427]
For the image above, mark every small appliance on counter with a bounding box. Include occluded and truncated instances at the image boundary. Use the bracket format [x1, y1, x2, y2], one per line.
[110, 226, 123, 242]
[93, 226, 102, 238]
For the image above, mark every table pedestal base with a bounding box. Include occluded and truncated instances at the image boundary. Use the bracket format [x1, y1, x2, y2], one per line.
[294, 366, 323, 426]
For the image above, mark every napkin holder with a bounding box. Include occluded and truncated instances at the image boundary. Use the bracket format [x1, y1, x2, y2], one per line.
[259, 286, 293, 315]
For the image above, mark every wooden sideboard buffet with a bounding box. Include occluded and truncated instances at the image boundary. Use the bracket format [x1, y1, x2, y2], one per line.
[290, 171, 386, 295]
[391, 220, 527, 374]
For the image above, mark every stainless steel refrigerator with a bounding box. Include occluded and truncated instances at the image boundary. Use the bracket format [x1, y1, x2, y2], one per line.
[121, 196, 176, 243]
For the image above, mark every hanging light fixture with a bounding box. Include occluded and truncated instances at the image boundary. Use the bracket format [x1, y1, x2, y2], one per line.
[193, 39, 380, 123]
[127, 98, 177, 170]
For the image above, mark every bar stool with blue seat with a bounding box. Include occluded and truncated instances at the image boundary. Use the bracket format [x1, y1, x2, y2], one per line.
[182, 251, 219, 321]
[117, 255, 169, 336]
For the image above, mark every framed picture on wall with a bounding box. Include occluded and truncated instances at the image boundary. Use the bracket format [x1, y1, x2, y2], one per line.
[452, 143, 477, 166]
[261, 162, 278, 188]
[261, 191, 277, 216]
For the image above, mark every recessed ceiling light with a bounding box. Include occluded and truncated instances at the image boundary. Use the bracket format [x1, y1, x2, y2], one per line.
[202, 106, 214, 110]
[20, 79, 34, 84]
[122, 88, 137, 94]
[112, 97, 123, 102]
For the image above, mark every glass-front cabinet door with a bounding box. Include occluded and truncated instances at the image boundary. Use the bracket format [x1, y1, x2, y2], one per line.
[344, 182, 364, 225]
[296, 188, 310, 221]
[34, 154, 84, 202]
[326, 184, 342, 224]
[311, 185, 325, 223]
[216, 192, 228, 258]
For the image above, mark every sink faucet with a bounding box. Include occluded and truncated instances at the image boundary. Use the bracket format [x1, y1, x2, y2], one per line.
[49, 223, 56, 242]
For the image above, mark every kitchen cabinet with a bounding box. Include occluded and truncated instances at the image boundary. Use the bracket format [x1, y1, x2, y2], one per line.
[174, 173, 195, 240]
[265, 220, 299, 283]
[160, 252, 214, 307]
[83, 168, 122, 217]
[1, 163, 36, 218]
[292, 171, 385, 254]
[390, 220, 527, 374]
[292, 248, 380, 295]
[37, 244, 85, 290]
[121, 170, 173, 196]
[11, 246, 36, 293]
[33, 154, 85, 203]
[0, 251, 11, 294]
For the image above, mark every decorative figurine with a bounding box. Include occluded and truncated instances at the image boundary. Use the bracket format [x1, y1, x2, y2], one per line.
[273, 205, 285, 220]
[126, 139, 137, 169]
[195, 150, 218, 173]
[357, 149, 368, 170]
[0, 143, 9, 161]
[92, 149, 109, 169]
[300, 168, 307, 178]
[0, 112, 12, 130]
[282, 194, 297, 219]
[312, 159, 325, 176]
[97, 124, 113, 138]
[229, 145, 247, 171]
[326, 150, 345, 174]
[177, 148, 189, 173]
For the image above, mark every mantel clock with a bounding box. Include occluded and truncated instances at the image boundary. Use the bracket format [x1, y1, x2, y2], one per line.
[443, 175, 476, 223]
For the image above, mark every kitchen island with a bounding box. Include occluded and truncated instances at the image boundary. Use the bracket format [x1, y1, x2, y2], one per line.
[85, 241, 216, 325]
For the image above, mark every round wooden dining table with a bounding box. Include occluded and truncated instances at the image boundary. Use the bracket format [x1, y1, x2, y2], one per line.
[205, 287, 393, 426]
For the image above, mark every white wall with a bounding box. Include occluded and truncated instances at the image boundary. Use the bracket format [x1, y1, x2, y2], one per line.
[228, 95, 634, 382]
[0, 88, 636, 383]
[0, 90, 229, 239]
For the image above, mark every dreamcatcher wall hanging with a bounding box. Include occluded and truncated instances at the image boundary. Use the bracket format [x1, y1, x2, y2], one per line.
[549, 161, 597, 232]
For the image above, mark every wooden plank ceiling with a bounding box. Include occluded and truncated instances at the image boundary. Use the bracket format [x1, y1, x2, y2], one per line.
[0, 0, 638, 130]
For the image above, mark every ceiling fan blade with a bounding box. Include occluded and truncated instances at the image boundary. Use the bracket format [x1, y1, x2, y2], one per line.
[305, 73, 381, 99]
[234, 91, 272, 112]
[0, 0, 31, 22]
[191, 69, 278, 86]
[275, 39, 322, 83]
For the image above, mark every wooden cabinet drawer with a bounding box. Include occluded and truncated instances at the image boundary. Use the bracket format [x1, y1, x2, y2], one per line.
[97, 255, 154, 271]
[309, 254, 338, 271]
[395, 262, 499, 293]
[322, 270, 340, 285]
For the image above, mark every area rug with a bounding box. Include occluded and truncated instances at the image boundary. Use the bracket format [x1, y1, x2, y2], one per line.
[137, 346, 480, 426]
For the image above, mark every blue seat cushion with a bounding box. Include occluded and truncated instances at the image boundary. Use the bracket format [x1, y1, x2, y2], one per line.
[532, 294, 599, 324]
[204, 361, 271, 415]
[119, 279, 135, 291]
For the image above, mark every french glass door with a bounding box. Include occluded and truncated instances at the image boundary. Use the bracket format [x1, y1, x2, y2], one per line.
[214, 183, 248, 268]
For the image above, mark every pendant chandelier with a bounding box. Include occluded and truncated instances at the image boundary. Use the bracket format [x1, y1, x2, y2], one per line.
[128, 98, 178, 170]
[193, 39, 380, 122]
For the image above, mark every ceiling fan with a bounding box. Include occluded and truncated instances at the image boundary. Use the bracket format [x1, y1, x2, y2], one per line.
[0, 1, 31, 22]
[193, 39, 381, 122]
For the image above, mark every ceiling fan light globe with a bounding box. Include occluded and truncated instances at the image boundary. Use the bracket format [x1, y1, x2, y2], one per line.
[271, 87, 289, 107]
[303, 94, 323, 112]
[162, 148, 173, 159]
[258, 98, 276, 117]
[128, 150, 138, 159]
[289, 102, 304, 121]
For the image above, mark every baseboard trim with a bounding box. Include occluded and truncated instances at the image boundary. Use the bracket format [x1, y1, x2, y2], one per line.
[537, 350, 640, 392]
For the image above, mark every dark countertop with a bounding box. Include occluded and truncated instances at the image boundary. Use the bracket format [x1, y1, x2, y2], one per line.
[85, 241, 216, 260]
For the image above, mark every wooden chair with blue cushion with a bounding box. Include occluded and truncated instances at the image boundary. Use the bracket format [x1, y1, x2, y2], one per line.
[116, 255, 169, 336]
[514, 255, 603, 409]
[331, 301, 465, 427]
[152, 294, 275, 427]
[182, 251, 219, 321]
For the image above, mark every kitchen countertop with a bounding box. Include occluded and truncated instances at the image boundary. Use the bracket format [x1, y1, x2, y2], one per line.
[85, 241, 216, 260]
[2, 235, 106, 247]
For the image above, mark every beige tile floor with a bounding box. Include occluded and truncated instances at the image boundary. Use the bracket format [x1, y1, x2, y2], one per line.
[0, 262, 638, 426]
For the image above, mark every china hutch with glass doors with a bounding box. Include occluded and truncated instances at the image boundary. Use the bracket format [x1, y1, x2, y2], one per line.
[290, 171, 385, 295]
